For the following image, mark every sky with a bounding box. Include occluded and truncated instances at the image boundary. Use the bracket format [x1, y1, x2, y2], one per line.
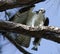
[0, 0, 60, 54]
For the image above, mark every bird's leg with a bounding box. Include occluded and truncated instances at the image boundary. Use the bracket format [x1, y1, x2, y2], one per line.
[32, 43, 38, 51]
[32, 38, 41, 51]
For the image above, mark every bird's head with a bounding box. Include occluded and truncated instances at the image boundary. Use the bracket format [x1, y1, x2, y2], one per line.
[39, 8, 45, 13]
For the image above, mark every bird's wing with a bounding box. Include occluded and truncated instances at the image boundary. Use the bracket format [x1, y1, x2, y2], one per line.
[26, 7, 35, 26]
[15, 34, 31, 48]
[16, 6, 35, 48]
[8, 5, 35, 48]
[44, 17, 49, 26]
[9, 5, 35, 24]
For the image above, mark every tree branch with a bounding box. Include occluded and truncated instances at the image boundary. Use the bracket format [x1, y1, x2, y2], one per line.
[0, 0, 45, 11]
[0, 20, 60, 54]
[0, 20, 60, 43]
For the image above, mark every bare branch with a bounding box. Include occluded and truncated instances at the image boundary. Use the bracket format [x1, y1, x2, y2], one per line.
[0, 20, 60, 43]
[42, 33, 60, 43]
[0, 0, 45, 11]
[0, 20, 60, 53]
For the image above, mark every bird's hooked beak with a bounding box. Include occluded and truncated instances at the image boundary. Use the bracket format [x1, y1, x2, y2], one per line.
[39, 8, 45, 13]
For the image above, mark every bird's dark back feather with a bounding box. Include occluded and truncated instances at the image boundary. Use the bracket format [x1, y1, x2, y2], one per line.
[44, 17, 49, 26]
[9, 5, 35, 21]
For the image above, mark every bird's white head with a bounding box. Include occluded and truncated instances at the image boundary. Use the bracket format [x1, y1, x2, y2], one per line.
[39, 8, 45, 13]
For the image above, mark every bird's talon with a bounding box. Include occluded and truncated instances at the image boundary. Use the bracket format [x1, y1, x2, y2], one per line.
[31, 47, 38, 51]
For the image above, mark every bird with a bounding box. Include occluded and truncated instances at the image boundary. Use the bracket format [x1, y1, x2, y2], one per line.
[26, 8, 49, 51]
[2, 5, 49, 51]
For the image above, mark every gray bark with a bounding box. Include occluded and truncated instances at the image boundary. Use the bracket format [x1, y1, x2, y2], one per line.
[0, 20, 60, 54]
[0, 20, 60, 43]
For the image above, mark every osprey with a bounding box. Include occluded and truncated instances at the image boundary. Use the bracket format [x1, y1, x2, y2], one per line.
[26, 8, 49, 50]
[3, 5, 49, 51]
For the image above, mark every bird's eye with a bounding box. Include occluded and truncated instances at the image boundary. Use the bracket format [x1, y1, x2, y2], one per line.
[41, 10, 45, 13]
[39, 8, 45, 13]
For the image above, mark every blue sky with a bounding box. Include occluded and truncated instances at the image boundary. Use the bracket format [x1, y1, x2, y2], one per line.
[0, 0, 60, 54]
